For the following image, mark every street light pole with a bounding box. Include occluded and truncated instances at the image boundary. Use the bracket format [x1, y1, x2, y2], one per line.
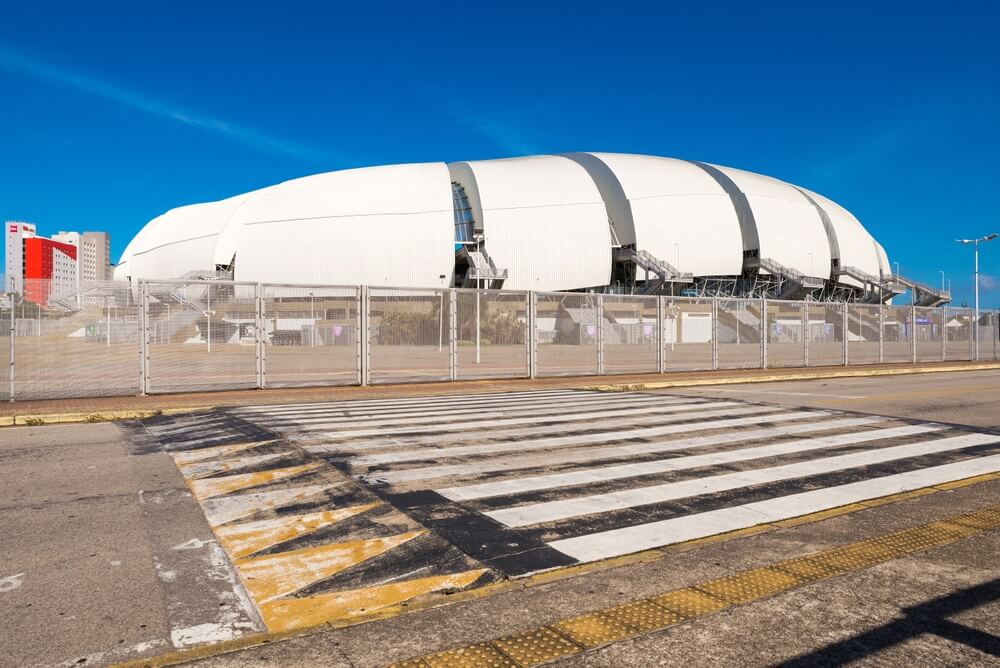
[956, 233, 999, 361]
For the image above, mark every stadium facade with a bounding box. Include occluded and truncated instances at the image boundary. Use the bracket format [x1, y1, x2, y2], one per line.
[114, 153, 948, 305]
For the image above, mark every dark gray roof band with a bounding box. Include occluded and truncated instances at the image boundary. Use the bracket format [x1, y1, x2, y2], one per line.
[793, 186, 841, 261]
[689, 161, 759, 251]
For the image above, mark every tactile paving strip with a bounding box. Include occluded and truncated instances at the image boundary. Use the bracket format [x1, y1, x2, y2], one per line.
[424, 642, 516, 667]
[552, 613, 633, 648]
[396, 502, 1000, 667]
[651, 587, 728, 618]
[695, 568, 800, 605]
[601, 599, 683, 633]
[948, 506, 1000, 531]
[492, 627, 580, 666]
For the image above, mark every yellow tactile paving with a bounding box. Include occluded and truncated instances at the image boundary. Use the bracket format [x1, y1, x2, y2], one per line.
[170, 440, 275, 466]
[695, 568, 800, 605]
[771, 557, 842, 583]
[948, 507, 1000, 530]
[651, 587, 727, 618]
[492, 627, 580, 666]
[188, 462, 325, 499]
[397, 503, 1000, 666]
[259, 569, 487, 633]
[423, 642, 516, 667]
[238, 530, 424, 604]
[214, 504, 379, 559]
[599, 599, 682, 633]
[552, 612, 634, 648]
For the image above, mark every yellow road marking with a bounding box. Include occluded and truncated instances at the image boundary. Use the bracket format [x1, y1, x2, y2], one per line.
[215, 505, 379, 560]
[201, 484, 338, 527]
[179, 453, 288, 480]
[170, 441, 276, 466]
[188, 462, 325, 500]
[238, 531, 425, 604]
[259, 569, 486, 633]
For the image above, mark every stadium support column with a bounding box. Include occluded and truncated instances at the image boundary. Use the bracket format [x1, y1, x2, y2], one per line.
[449, 289, 458, 381]
[596, 294, 605, 375]
[760, 297, 768, 369]
[657, 296, 665, 373]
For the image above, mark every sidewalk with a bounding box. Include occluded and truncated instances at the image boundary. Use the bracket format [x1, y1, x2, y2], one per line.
[4, 360, 999, 424]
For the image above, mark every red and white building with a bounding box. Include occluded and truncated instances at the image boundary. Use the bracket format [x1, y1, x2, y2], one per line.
[5, 221, 88, 305]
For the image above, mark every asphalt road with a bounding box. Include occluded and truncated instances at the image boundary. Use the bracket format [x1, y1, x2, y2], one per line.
[664, 369, 1000, 429]
[1, 369, 998, 667]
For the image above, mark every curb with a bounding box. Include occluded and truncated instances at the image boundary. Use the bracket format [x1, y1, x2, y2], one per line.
[586, 362, 1000, 392]
[6, 362, 1000, 426]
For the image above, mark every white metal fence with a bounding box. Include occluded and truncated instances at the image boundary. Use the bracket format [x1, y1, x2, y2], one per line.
[3, 278, 998, 401]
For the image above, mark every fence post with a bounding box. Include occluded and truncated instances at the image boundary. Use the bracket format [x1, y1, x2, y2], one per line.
[524, 291, 532, 379]
[255, 283, 265, 389]
[359, 285, 369, 386]
[969, 309, 975, 361]
[878, 302, 885, 364]
[449, 289, 458, 381]
[140, 281, 149, 396]
[910, 302, 917, 363]
[842, 305, 849, 365]
[802, 303, 809, 367]
[657, 295, 665, 374]
[711, 298, 719, 370]
[995, 310, 998, 361]
[760, 297, 768, 369]
[596, 294, 605, 375]
[940, 307, 947, 361]
[8, 295, 14, 402]
[529, 291, 538, 379]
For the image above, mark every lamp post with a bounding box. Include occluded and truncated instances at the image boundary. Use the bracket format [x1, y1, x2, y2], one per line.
[955, 233, 999, 360]
[940, 271, 945, 292]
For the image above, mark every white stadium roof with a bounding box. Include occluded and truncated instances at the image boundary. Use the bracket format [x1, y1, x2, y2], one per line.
[115, 152, 889, 295]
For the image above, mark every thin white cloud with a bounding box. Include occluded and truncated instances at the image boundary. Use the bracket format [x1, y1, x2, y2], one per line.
[0, 43, 350, 165]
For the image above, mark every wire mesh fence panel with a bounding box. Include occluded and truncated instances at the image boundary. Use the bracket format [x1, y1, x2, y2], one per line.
[806, 302, 845, 366]
[11, 279, 141, 399]
[147, 281, 258, 393]
[262, 285, 359, 388]
[944, 307, 973, 361]
[846, 304, 880, 365]
[535, 292, 599, 376]
[717, 299, 762, 369]
[883, 305, 913, 363]
[765, 300, 805, 368]
[0, 297, 11, 401]
[990, 311, 1000, 361]
[369, 287, 452, 383]
[456, 289, 528, 379]
[602, 294, 658, 375]
[662, 297, 714, 371]
[913, 306, 944, 362]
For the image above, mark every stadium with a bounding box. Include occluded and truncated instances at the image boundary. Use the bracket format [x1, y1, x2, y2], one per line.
[114, 153, 948, 306]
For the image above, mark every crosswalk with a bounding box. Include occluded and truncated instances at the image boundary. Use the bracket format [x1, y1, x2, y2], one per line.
[231, 389, 1000, 575]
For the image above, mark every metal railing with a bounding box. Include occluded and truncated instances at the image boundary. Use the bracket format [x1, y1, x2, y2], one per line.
[2, 278, 997, 401]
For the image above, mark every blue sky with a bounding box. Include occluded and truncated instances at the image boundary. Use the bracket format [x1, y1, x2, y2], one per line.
[1, 1, 998, 306]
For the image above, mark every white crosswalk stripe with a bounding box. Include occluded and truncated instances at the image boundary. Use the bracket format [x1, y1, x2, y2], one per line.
[234, 389, 1000, 572]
